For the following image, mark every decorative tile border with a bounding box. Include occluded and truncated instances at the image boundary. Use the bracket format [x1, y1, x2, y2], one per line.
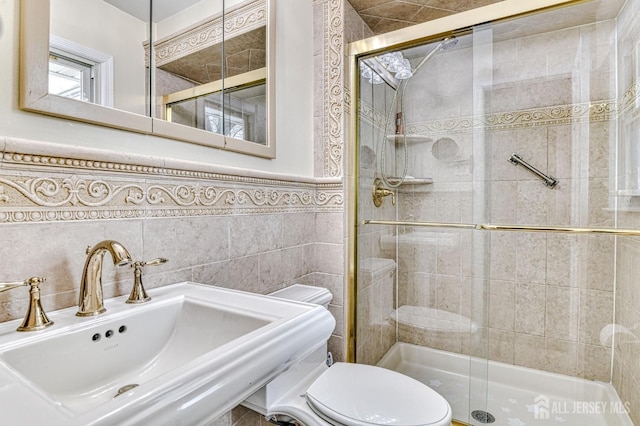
[621, 83, 639, 114]
[1, 151, 313, 186]
[406, 99, 616, 134]
[319, 1, 637, 179]
[151, 0, 266, 68]
[358, 92, 629, 137]
[322, 0, 344, 178]
[0, 148, 343, 224]
[358, 100, 389, 132]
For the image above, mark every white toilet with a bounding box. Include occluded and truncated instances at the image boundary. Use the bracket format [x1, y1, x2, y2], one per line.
[242, 284, 453, 426]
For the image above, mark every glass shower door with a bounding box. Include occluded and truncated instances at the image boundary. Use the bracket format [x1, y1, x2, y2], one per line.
[353, 1, 634, 425]
[355, 31, 491, 424]
[467, 2, 620, 424]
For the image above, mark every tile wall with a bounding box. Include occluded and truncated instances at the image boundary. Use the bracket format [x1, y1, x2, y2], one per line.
[358, 4, 623, 382]
[0, 136, 344, 424]
[406, 17, 617, 381]
[0, 2, 352, 426]
[613, 0, 640, 422]
[356, 49, 398, 365]
[0, 137, 344, 319]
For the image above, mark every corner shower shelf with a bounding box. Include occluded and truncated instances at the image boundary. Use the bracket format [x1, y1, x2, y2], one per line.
[386, 176, 434, 186]
[388, 305, 478, 333]
[386, 134, 433, 144]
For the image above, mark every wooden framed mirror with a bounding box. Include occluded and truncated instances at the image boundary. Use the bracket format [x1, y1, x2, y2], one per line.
[19, 0, 275, 158]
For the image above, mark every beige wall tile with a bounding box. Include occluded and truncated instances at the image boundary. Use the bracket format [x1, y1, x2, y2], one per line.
[546, 234, 579, 287]
[435, 274, 461, 314]
[579, 289, 614, 347]
[229, 214, 282, 258]
[489, 231, 516, 281]
[489, 181, 517, 223]
[144, 216, 229, 267]
[488, 280, 515, 331]
[544, 337, 579, 376]
[516, 180, 549, 224]
[515, 233, 547, 284]
[315, 211, 344, 244]
[314, 243, 345, 276]
[545, 285, 580, 341]
[514, 333, 546, 369]
[578, 343, 612, 381]
[515, 283, 546, 336]
[488, 329, 515, 364]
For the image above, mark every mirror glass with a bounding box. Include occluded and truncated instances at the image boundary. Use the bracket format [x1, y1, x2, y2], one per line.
[151, 0, 224, 131]
[155, 0, 269, 147]
[21, 0, 274, 157]
[50, 0, 151, 116]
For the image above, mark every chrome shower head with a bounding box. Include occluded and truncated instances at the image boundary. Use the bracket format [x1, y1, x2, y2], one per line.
[438, 36, 458, 51]
[411, 36, 459, 75]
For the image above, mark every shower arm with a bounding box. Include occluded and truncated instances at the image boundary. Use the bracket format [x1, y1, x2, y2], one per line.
[508, 153, 558, 188]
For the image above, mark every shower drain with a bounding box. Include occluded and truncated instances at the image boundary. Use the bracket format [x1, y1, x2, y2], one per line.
[471, 410, 496, 424]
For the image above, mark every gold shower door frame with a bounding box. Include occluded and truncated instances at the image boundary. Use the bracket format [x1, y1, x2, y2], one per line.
[345, 0, 581, 363]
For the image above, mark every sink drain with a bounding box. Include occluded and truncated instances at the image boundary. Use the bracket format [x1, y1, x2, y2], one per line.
[114, 383, 139, 398]
[471, 410, 496, 424]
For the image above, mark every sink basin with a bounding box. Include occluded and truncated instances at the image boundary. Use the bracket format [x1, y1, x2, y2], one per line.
[0, 282, 335, 426]
[2, 298, 271, 412]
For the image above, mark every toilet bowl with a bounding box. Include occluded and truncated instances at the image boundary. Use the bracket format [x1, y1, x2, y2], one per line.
[242, 284, 453, 426]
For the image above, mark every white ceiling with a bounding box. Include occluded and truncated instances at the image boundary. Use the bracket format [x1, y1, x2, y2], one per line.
[103, 0, 204, 21]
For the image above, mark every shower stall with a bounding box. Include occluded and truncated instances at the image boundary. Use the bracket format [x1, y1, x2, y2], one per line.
[348, 0, 640, 424]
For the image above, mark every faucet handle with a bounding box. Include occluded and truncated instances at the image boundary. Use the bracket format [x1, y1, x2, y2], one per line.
[27, 277, 46, 285]
[126, 258, 169, 304]
[372, 178, 396, 207]
[18, 277, 54, 332]
[142, 258, 169, 267]
[0, 277, 53, 331]
[0, 277, 54, 332]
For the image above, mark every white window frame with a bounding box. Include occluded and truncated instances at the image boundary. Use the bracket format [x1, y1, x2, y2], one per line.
[49, 34, 114, 107]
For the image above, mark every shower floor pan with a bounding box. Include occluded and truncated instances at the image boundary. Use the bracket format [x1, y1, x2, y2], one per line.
[377, 342, 632, 426]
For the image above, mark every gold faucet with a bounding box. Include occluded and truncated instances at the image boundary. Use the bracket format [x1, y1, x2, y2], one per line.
[77, 240, 132, 317]
[0, 277, 53, 331]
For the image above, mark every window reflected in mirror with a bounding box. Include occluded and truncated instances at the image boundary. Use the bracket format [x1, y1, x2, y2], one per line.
[49, 0, 150, 115]
[48, 52, 93, 102]
[151, 0, 225, 123]
[22, 0, 274, 157]
[48, 34, 115, 106]
[155, 0, 269, 147]
[223, 83, 267, 145]
[166, 79, 267, 145]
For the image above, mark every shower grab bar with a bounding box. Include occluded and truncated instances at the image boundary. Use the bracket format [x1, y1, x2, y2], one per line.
[509, 153, 558, 188]
[362, 219, 640, 237]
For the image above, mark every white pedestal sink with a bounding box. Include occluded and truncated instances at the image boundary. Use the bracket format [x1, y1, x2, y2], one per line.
[0, 282, 335, 425]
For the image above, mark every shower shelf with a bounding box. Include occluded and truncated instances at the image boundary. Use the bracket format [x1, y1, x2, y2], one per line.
[386, 134, 433, 144]
[386, 176, 434, 186]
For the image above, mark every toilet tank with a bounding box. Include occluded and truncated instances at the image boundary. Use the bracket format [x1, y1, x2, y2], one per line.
[268, 284, 333, 308]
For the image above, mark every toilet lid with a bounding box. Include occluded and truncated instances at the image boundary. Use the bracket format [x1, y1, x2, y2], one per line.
[306, 363, 451, 426]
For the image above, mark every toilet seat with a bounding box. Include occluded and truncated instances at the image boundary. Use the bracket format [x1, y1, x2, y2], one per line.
[306, 363, 451, 426]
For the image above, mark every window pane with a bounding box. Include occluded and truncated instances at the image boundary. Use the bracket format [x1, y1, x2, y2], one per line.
[48, 54, 92, 102]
